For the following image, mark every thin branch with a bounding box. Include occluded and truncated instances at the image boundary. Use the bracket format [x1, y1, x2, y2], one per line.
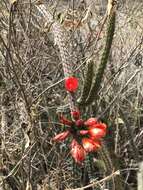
[66, 170, 120, 190]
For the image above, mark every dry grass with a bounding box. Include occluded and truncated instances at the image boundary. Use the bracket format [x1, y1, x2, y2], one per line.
[0, 0, 143, 189]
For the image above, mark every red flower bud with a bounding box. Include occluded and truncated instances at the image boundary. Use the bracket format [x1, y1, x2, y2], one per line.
[88, 126, 106, 139]
[79, 130, 89, 135]
[75, 119, 84, 127]
[70, 139, 78, 148]
[53, 131, 70, 142]
[60, 115, 72, 126]
[71, 110, 80, 120]
[82, 138, 101, 152]
[65, 77, 78, 92]
[70, 140, 86, 163]
[84, 118, 98, 126]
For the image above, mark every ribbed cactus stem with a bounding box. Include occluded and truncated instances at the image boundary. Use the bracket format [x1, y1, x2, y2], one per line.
[99, 141, 113, 174]
[53, 23, 73, 78]
[99, 141, 124, 190]
[98, 141, 115, 190]
[36, 4, 77, 112]
[85, 10, 116, 105]
[78, 61, 94, 105]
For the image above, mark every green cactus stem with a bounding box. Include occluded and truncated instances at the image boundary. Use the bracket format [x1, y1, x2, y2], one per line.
[99, 141, 125, 190]
[85, 10, 116, 105]
[78, 61, 94, 105]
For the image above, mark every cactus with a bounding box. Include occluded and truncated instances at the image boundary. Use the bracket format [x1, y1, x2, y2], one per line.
[36, 4, 77, 113]
[98, 140, 125, 190]
[78, 61, 94, 105]
[80, 10, 116, 106]
[99, 142, 113, 173]
[98, 141, 115, 190]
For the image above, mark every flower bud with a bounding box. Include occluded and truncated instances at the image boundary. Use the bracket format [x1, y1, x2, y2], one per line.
[75, 119, 84, 127]
[84, 118, 98, 126]
[70, 140, 86, 163]
[79, 130, 88, 135]
[65, 77, 78, 92]
[53, 131, 70, 142]
[60, 115, 72, 126]
[71, 110, 80, 120]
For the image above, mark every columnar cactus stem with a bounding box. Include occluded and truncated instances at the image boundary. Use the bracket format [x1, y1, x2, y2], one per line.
[36, 5, 73, 77]
[36, 4, 77, 113]
[85, 10, 116, 105]
[78, 61, 94, 105]
[78, 6, 116, 107]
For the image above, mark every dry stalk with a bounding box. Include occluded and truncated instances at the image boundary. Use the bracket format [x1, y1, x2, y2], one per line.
[66, 170, 120, 190]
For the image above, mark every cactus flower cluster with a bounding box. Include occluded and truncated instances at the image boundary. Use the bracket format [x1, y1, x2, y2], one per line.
[53, 113, 107, 164]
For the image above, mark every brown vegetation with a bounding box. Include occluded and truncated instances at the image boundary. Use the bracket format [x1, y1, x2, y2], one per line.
[0, 0, 143, 189]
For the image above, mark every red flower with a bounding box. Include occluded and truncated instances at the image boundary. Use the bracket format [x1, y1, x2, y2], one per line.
[84, 118, 98, 126]
[65, 77, 78, 92]
[71, 110, 80, 120]
[53, 113, 107, 163]
[82, 138, 101, 152]
[53, 131, 70, 142]
[88, 125, 106, 139]
[70, 140, 86, 163]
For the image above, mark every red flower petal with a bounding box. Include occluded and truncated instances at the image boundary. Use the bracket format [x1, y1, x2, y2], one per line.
[84, 118, 98, 126]
[88, 126, 106, 139]
[82, 138, 101, 152]
[92, 123, 107, 131]
[65, 77, 78, 92]
[70, 139, 78, 148]
[70, 141, 86, 163]
[53, 131, 70, 142]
